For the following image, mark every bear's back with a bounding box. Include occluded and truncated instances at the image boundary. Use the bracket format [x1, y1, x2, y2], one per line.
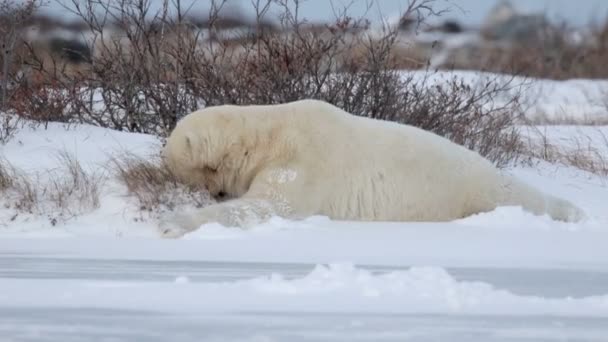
[274, 100, 502, 221]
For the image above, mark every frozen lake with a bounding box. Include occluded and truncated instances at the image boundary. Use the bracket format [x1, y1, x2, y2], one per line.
[2, 242, 608, 342]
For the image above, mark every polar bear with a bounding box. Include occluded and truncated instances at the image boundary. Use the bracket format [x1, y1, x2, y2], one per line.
[159, 99, 583, 238]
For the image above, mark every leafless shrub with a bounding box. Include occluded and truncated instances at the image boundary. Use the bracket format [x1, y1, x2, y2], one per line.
[9, 0, 523, 165]
[0, 112, 18, 143]
[110, 152, 213, 212]
[10, 79, 73, 127]
[368, 74, 525, 167]
[0, 0, 40, 106]
[0, 0, 41, 142]
[52, 0, 204, 135]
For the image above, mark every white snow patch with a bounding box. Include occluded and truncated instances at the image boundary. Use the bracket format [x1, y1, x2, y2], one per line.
[183, 216, 332, 240]
[1, 122, 160, 172]
[456, 206, 604, 232]
[174, 276, 191, 284]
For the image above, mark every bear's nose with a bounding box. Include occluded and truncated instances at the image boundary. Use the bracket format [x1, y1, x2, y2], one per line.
[216, 191, 227, 201]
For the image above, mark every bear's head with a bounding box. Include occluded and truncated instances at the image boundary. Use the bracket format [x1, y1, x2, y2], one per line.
[163, 106, 254, 201]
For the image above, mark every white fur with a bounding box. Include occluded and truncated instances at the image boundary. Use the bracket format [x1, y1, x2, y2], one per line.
[159, 99, 584, 238]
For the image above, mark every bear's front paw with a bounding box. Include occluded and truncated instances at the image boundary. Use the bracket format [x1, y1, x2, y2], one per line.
[157, 212, 199, 239]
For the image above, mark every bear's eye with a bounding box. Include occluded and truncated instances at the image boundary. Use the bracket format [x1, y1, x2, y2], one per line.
[204, 165, 218, 173]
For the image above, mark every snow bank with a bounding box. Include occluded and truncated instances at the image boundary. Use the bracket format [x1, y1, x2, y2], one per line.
[246, 263, 608, 316]
[2, 263, 607, 317]
[1, 122, 160, 172]
[0, 123, 162, 236]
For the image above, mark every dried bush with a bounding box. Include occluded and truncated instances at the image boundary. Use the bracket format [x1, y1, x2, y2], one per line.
[0, 0, 41, 143]
[0, 0, 40, 106]
[9, 79, 73, 127]
[11, 0, 524, 165]
[110, 152, 213, 212]
[55, 0, 204, 135]
[0, 112, 18, 144]
[386, 75, 524, 167]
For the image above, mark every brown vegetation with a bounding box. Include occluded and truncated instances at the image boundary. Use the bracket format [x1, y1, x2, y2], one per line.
[523, 128, 608, 177]
[110, 152, 213, 212]
[0, 152, 104, 223]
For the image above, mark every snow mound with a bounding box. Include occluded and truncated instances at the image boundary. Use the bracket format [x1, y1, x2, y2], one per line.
[2, 122, 160, 172]
[244, 263, 608, 316]
[5, 263, 607, 317]
[456, 206, 607, 232]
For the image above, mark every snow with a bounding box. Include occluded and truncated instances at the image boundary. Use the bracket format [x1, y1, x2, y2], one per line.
[406, 70, 608, 124]
[1, 72, 608, 341]
[1, 122, 159, 172]
[2, 263, 608, 316]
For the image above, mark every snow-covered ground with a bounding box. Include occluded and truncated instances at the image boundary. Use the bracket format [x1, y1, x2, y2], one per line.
[1, 73, 608, 341]
[410, 70, 608, 124]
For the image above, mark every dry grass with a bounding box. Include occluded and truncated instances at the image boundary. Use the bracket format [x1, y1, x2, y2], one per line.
[0, 158, 37, 213]
[110, 152, 213, 212]
[0, 158, 14, 191]
[11, 172, 38, 214]
[0, 158, 38, 214]
[523, 129, 608, 177]
[0, 151, 104, 223]
[46, 151, 104, 214]
[524, 112, 608, 126]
